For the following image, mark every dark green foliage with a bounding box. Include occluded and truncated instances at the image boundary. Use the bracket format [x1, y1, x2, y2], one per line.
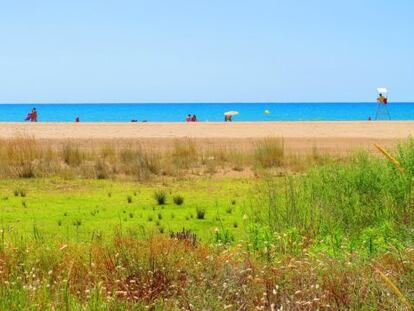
[173, 195, 184, 205]
[154, 191, 167, 205]
[196, 207, 205, 220]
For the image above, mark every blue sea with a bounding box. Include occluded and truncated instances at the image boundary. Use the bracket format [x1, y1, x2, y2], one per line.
[0, 103, 413, 122]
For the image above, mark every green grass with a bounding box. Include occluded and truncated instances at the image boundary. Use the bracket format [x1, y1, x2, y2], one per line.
[1, 143, 414, 255]
[0, 177, 253, 243]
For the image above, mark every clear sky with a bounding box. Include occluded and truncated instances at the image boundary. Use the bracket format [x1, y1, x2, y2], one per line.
[0, 0, 413, 103]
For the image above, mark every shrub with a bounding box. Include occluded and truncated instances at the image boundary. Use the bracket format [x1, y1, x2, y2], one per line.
[18, 163, 35, 178]
[254, 138, 284, 168]
[214, 228, 234, 244]
[13, 188, 26, 197]
[127, 195, 132, 204]
[170, 228, 197, 246]
[154, 190, 167, 205]
[173, 195, 184, 205]
[121, 148, 160, 181]
[196, 207, 205, 220]
[158, 213, 162, 220]
[62, 144, 82, 166]
[95, 160, 109, 179]
[172, 139, 197, 169]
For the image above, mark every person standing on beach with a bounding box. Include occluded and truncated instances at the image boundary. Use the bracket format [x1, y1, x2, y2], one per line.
[30, 108, 38, 122]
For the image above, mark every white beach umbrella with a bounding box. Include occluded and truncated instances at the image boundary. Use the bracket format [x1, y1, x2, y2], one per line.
[224, 111, 239, 116]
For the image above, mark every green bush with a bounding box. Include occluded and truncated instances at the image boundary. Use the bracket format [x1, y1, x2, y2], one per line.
[154, 191, 167, 205]
[173, 195, 184, 205]
[196, 207, 205, 220]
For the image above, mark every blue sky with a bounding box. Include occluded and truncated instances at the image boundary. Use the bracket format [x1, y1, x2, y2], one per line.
[0, 0, 413, 103]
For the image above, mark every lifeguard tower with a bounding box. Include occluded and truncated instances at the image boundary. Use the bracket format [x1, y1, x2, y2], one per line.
[375, 87, 391, 120]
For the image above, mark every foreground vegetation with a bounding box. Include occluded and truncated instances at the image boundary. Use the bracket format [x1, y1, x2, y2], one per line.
[0, 137, 326, 179]
[0, 138, 414, 309]
[0, 235, 412, 310]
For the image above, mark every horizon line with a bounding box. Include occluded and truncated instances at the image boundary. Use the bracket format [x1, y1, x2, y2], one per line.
[0, 101, 414, 105]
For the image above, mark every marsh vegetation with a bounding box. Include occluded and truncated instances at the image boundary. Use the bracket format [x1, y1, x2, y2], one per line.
[0, 137, 413, 309]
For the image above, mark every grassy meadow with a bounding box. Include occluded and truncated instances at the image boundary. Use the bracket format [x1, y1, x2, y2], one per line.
[0, 137, 413, 310]
[0, 178, 253, 243]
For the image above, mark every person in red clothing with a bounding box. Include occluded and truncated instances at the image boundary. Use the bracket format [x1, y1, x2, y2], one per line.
[30, 108, 38, 122]
[191, 114, 197, 122]
[185, 114, 191, 122]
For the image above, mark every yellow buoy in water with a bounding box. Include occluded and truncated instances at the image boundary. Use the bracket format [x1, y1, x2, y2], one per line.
[264, 110, 270, 115]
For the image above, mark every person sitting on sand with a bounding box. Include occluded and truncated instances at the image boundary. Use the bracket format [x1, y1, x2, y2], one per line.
[186, 114, 191, 122]
[30, 108, 38, 122]
[191, 114, 197, 122]
[224, 114, 232, 122]
[75, 116, 80, 122]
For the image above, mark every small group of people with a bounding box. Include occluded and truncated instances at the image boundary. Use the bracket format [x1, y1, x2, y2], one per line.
[185, 114, 197, 122]
[24, 108, 38, 122]
[224, 114, 232, 122]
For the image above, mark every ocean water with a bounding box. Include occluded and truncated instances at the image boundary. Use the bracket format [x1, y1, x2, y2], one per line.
[0, 103, 413, 122]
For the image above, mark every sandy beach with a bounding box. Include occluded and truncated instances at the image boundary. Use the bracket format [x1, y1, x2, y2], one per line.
[1, 121, 413, 154]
